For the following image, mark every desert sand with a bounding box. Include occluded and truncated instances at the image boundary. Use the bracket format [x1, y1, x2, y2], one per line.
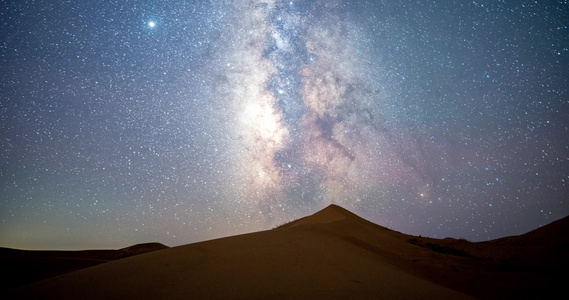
[2, 204, 567, 299]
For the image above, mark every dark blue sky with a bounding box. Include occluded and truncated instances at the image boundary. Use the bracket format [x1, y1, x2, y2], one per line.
[1, 0, 568, 249]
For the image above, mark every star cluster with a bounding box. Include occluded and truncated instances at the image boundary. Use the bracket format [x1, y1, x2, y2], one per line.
[1, 0, 568, 249]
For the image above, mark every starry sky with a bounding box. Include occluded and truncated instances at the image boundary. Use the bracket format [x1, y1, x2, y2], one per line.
[1, 0, 568, 250]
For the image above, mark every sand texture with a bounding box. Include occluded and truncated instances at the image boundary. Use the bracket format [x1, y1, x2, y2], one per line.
[2, 205, 567, 299]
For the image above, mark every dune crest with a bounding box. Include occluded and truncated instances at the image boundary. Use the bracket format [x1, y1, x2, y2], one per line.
[277, 204, 353, 228]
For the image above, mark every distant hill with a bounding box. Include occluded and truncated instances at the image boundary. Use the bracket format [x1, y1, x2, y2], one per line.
[2, 205, 567, 299]
[119, 242, 169, 256]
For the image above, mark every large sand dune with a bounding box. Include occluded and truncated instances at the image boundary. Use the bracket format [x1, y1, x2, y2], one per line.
[2, 205, 567, 299]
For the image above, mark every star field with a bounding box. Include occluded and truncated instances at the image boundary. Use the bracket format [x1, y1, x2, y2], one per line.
[1, 0, 568, 250]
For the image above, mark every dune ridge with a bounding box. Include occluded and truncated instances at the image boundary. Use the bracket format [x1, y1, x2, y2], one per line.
[276, 204, 354, 228]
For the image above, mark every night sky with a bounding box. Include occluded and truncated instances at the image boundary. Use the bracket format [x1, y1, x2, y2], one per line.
[1, 0, 568, 250]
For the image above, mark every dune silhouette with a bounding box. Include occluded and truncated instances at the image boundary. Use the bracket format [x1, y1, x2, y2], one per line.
[2, 204, 566, 299]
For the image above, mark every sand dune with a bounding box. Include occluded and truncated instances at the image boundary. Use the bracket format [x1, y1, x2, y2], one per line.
[2, 205, 566, 299]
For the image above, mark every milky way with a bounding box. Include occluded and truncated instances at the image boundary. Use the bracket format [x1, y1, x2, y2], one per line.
[1, 0, 568, 249]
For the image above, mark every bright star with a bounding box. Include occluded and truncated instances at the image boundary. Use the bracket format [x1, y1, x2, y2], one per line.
[148, 21, 156, 28]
